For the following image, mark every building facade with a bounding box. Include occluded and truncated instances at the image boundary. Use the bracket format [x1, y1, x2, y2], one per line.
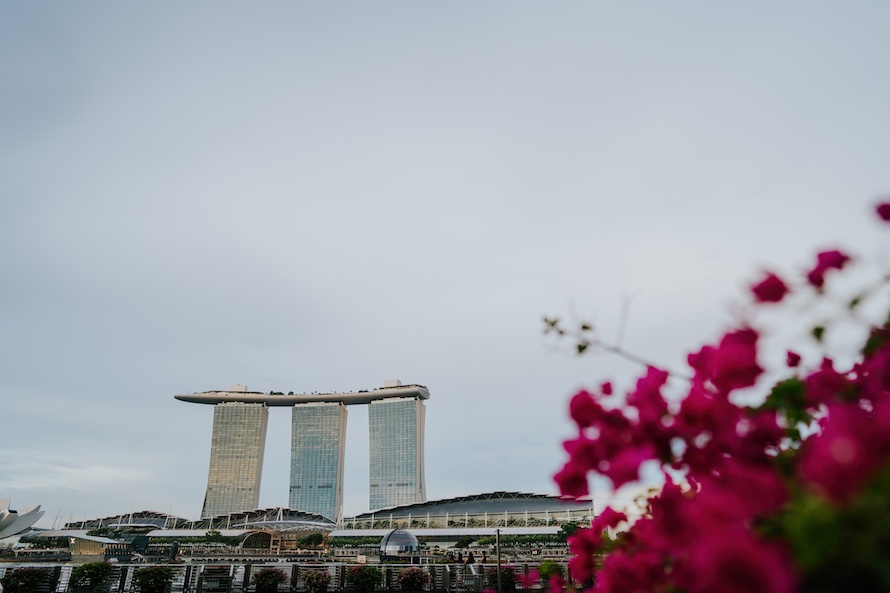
[369, 397, 426, 510]
[289, 402, 348, 521]
[178, 382, 430, 519]
[201, 402, 269, 518]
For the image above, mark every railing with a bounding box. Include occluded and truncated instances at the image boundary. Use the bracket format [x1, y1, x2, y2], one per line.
[0, 561, 568, 593]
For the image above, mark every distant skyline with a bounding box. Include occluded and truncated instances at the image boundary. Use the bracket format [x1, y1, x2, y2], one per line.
[2, 2, 889, 527]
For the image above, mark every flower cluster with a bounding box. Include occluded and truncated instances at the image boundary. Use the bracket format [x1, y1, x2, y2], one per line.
[484, 565, 517, 591]
[303, 569, 332, 593]
[0, 567, 53, 593]
[348, 565, 384, 593]
[251, 567, 288, 588]
[397, 567, 430, 590]
[554, 201, 890, 593]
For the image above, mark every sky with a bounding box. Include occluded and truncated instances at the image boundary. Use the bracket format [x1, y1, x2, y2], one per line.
[2, 2, 889, 528]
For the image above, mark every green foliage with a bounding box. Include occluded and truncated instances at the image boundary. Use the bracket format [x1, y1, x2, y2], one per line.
[70, 561, 113, 587]
[299, 532, 325, 548]
[20, 534, 67, 549]
[149, 533, 242, 546]
[475, 534, 566, 547]
[347, 565, 383, 592]
[761, 378, 810, 443]
[85, 526, 118, 538]
[0, 567, 53, 593]
[536, 560, 565, 582]
[454, 537, 476, 548]
[485, 566, 517, 591]
[133, 566, 174, 593]
[453, 536, 476, 548]
[397, 567, 429, 590]
[205, 529, 224, 542]
[328, 536, 381, 547]
[557, 522, 580, 540]
[781, 464, 890, 592]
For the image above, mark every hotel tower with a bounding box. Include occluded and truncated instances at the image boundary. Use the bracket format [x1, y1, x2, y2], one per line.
[176, 381, 429, 521]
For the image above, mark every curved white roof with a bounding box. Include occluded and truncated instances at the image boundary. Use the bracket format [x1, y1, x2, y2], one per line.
[175, 384, 430, 406]
[0, 500, 45, 540]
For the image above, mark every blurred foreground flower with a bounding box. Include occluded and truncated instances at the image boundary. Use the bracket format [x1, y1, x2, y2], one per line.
[552, 200, 890, 593]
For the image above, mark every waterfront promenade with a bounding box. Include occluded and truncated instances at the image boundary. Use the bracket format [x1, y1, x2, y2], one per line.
[0, 560, 562, 592]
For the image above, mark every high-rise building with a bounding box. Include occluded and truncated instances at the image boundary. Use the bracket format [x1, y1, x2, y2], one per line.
[289, 402, 348, 521]
[201, 402, 269, 518]
[368, 397, 426, 510]
[177, 382, 429, 518]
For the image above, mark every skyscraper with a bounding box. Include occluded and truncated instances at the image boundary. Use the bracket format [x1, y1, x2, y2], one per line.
[177, 382, 430, 517]
[201, 402, 269, 518]
[289, 402, 348, 521]
[368, 397, 426, 510]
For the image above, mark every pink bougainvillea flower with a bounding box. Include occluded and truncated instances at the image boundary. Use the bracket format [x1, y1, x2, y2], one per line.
[627, 366, 670, 427]
[689, 328, 763, 393]
[593, 547, 666, 593]
[731, 410, 785, 465]
[591, 506, 627, 533]
[876, 201, 890, 222]
[568, 390, 602, 429]
[786, 350, 801, 367]
[644, 477, 699, 550]
[752, 272, 790, 303]
[674, 383, 748, 475]
[517, 569, 538, 590]
[699, 458, 788, 519]
[804, 358, 848, 405]
[546, 574, 565, 593]
[562, 433, 609, 471]
[687, 528, 795, 593]
[855, 337, 890, 397]
[600, 443, 656, 490]
[798, 401, 887, 503]
[553, 458, 589, 498]
[711, 328, 763, 392]
[806, 249, 851, 288]
[567, 527, 601, 583]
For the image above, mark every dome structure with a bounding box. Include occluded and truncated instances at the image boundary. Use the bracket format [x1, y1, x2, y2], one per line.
[379, 529, 419, 555]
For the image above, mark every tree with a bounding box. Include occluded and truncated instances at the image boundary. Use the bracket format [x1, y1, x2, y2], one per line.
[0, 567, 53, 593]
[70, 561, 113, 590]
[347, 565, 383, 593]
[132, 566, 174, 593]
[299, 532, 325, 548]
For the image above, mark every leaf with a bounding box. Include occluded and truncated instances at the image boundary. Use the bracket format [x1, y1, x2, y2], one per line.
[811, 326, 826, 342]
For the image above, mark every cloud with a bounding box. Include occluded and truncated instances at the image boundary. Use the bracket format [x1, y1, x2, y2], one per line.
[0, 451, 150, 491]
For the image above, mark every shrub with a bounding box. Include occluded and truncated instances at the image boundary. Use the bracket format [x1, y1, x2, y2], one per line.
[302, 569, 331, 593]
[251, 567, 288, 590]
[70, 561, 113, 588]
[485, 566, 516, 591]
[0, 567, 53, 593]
[132, 566, 174, 593]
[397, 567, 429, 590]
[536, 560, 564, 583]
[347, 565, 383, 592]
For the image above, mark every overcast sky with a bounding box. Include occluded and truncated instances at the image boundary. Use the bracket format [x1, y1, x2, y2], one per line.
[2, 2, 889, 528]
